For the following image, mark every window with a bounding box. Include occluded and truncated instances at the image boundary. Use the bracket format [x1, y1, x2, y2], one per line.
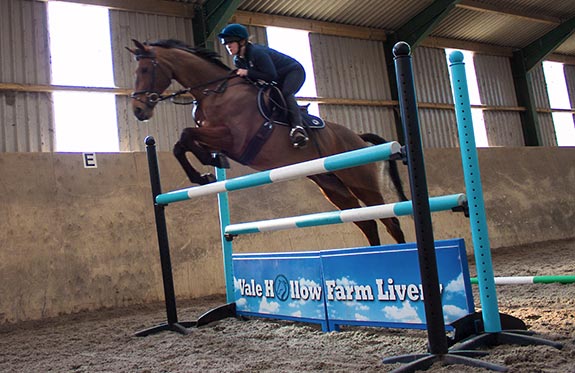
[266, 27, 319, 116]
[48, 1, 119, 152]
[543, 61, 575, 146]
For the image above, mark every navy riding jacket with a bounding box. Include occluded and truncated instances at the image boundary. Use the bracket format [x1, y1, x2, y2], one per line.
[234, 43, 303, 84]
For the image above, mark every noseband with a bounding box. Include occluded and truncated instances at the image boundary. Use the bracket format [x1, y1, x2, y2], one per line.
[130, 54, 182, 107]
[131, 52, 237, 107]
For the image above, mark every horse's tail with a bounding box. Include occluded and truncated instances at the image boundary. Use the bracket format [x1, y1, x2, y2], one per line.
[360, 133, 409, 202]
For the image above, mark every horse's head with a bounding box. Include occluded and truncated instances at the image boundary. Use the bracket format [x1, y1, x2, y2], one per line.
[127, 39, 173, 121]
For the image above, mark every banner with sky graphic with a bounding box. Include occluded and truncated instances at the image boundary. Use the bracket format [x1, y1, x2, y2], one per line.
[233, 250, 329, 329]
[232, 239, 473, 332]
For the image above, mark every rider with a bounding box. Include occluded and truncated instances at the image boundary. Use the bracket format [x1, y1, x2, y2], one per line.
[218, 23, 309, 148]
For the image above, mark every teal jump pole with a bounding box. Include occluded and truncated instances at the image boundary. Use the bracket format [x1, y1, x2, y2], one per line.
[156, 142, 400, 205]
[216, 167, 235, 303]
[225, 193, 467, 236]
[448, 51, 502, 332]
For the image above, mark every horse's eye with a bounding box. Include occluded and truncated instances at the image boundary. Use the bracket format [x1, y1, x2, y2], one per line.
[141, 67, 149, 74]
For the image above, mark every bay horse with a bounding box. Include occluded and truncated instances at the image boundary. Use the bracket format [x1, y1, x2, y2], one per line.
[128, 39, 407, 246]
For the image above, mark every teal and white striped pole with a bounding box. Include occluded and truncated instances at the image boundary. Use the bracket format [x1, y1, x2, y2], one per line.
[449, 51, 501, 332]
[471, 275, 575, 285]
[226, 193, 466, 236]
[156, 142, 401, 205]
[216, 167, 235, 303]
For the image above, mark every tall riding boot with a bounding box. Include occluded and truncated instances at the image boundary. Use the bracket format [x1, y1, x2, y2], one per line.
[286, 96, 309, 148]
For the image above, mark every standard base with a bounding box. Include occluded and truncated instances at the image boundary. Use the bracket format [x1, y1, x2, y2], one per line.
[134, 303, 236, 337]
[383, 350, 508, 372]
[385, 311, 563, 372]
[451, 330, 563, 351]
[196, 302, 237, 327]
[134, 321, 197, 337]
[449, 311, 527, 345]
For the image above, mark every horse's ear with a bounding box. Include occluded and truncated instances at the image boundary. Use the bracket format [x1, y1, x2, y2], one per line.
[132, 39, 147, 52]
[125, 46, 137, 55]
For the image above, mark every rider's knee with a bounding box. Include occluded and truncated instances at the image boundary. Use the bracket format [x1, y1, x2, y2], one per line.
[173, 141, 184, 156]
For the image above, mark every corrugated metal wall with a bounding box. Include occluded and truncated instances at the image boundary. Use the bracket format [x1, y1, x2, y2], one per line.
[412, 47, 459, 148]
[0, 0, 53, 152]
[0, 1, 570, 152]
[473, 54, 525, 146]
[309, 34, 397, 139]
[530, 65, 557, 146]
[110, 11, 196, 152]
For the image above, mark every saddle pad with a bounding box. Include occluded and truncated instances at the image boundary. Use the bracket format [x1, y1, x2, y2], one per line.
[301, 112, 325, 129]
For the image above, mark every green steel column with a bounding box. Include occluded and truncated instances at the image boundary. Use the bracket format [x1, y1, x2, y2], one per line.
[511, 51, 541, 146]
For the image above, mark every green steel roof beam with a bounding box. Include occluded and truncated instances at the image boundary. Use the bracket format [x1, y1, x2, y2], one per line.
[193, 0, 243, 48]
[510, 17, 575, 145]
[520, 16, 575, 72]
[394, 0, 462, 48]
[204, 0, 244, 41]
[510, 55, 540, 146]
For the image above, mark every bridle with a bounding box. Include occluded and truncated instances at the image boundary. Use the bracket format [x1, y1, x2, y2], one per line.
[130, 51, 238, 107]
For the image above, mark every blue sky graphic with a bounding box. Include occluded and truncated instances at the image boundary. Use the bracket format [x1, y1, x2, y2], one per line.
[233, 239, 473, 327]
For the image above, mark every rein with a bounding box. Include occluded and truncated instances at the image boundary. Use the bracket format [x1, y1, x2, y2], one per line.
[130, 54, 237, 106]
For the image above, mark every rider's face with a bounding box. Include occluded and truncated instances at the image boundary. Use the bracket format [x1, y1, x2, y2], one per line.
[225, 41, 240, 56]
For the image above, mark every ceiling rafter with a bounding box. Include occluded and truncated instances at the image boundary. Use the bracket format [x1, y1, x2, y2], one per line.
[232, 10, 575, 64]
[457, 0, 562, 25]
[518, 16, 575, 71]
[35, 0, 565, 27]
[232, 10, 387, 41]
[32, 0, 575, 62]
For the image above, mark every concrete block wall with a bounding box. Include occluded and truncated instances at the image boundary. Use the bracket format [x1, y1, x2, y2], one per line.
[0, 147, 573, 323]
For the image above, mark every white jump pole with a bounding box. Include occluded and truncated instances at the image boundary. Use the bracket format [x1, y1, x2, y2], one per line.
[471, 275, 575, 285]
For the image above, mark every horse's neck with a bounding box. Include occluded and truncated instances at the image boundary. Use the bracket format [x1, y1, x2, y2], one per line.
[162, 50, 228, 90]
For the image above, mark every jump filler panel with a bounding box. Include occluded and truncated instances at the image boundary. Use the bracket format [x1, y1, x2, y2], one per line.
[232, 239, 474, 332]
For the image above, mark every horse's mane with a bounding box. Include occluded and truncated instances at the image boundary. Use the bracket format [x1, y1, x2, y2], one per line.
[146, 39, 231, 71]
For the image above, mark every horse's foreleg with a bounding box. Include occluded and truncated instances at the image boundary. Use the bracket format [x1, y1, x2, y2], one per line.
[308, 174, 381, 246]
[173, 126, 233, 185]
[173, 142, 215, 185]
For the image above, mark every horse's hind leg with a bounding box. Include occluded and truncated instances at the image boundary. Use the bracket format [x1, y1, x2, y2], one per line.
[346, 183, 406, 244]
[331, 164, 406, 244]
[380, 217, 405, 244]
[308, 173, 381, 246]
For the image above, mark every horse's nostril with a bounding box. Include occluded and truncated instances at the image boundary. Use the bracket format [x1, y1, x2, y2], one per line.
[134, 106, 147, 121]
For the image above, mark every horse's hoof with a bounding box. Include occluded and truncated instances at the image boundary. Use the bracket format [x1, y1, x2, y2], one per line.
[211, 152, 230, 169]
[200, 173, 217, 184]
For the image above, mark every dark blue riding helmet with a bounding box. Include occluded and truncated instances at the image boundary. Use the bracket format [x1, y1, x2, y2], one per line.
[218, 23, 249, 45]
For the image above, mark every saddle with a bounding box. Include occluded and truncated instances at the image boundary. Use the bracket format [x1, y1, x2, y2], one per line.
[192, 83, 326, 166]
[257, 84, 325, 129]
